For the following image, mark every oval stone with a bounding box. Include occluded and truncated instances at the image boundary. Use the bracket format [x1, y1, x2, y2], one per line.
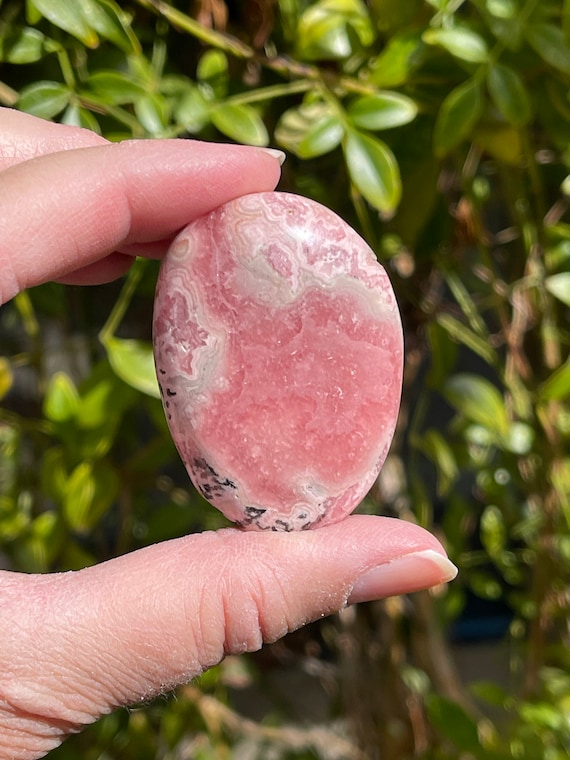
[153, 192, 403, 531]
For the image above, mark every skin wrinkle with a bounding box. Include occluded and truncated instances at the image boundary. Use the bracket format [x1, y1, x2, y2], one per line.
[66, 554, 189, 706]
[222, 571, 264, 656]
[211, 537, 277, 653]
[111, 568, 207, 699]
[1, 590, 102, 727]
[0, 702, 78, 737]
[0, 137, 34, 165]
[0, 729, 59, 760]
[0, 713, 78, 760]
[79, 577, 181, 709]
[0, 633, 95, 759]
[256, 562, 299, 643]
[192, 564, 225, 671]
[221, 540, 323, 651]
[20, 573, 139, 722]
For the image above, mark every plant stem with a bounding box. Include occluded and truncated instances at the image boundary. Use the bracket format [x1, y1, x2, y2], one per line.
[98, 259, 148, 345]
[225, 78, 315, 106]
[133, 0, 396, 100]
[350, 185, 378, 251]
[0, 79, 18, 105]
[78, 94, 145, 134]
[55, 46, 76, 90]
[134, 0, 254, 59]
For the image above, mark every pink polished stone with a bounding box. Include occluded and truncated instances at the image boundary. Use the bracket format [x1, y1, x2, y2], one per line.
[153, 192, 403, 531]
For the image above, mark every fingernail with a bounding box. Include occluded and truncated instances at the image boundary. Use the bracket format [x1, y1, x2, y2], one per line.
[348, 550, 458, 605]
[261, 148, 286, 165]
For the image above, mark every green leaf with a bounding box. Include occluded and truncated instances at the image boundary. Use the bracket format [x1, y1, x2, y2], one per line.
[470, 680, 508, 708]
[77, 368, 121, 429]
[469, 569, 503, 600]
[526, 22, 570, 75]
[474, 123, 522, 166]
[368, 31, 421, 87]
[296, 0, 375, 60]
[423, 26, 489, 63]
[134, 93, 170, 136]
[417, 429, 459, 496]
[81, 0, 139, 53]
[545, 272, 570, 306]
[444, 269, 489, 338]
[87, 71, 146, 105]
[426, 322, 458, 389]
[344, 129, 401, 215]
[565, 0, 570, 44]
[210, 102, 269, 147]
[21, 511, 63, 571]
[434, 78, 483, 156]
[64, 460, 119, 533]
[61, 103, 101, 132]
[347, 92, 418, 130]
[197, 49, 229, 100]
[546, 235, 570, 269]
[26, 0, 43, 25]
[0, 498, 29, 543]
[40, 447, 68, 504]
[540, 359, 570, 401]
[63, 462, 94, 532]
[519, 702, 566, 731]
[426, 694, 481, 752]
[503, 421, 534, 455]
[444, 373, 509, 437]
[0, 27, 46, 63]
[28, 0, 98, 47]
[17, 81, 71, 119]
[298, 114, 345, 158]
[487, 63, 531, 127]
[551, 462, 570, 528]
[275, 101, 344, 158]
[73, 364, 135, 459]
[485, 0, 517, 19]
[435, 313, 497, 365]
[480, 504, 507, 560]
[43, 372, 79, 422]
[105, 338, 160, 398]
[0, 358, 13, 401]
[174, 83, 211, 133]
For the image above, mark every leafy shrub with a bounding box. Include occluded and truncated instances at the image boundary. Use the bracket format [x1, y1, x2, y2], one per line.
[1, 0, 569, 757]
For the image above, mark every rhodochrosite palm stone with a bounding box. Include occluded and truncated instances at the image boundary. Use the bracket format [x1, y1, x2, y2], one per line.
[153, 192, 403, 531]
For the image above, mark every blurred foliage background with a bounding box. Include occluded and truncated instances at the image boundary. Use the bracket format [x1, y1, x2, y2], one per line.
[1, 0, 570, 757]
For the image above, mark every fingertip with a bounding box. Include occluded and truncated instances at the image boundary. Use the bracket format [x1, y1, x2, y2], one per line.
[259, 148, 286, 166]
[347, 549, 458, 604]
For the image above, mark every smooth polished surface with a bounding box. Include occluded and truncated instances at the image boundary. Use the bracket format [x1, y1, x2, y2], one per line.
[153, 192, 403, 530]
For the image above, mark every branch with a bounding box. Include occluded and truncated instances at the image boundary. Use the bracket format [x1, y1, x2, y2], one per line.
[180, 684, 369, 760]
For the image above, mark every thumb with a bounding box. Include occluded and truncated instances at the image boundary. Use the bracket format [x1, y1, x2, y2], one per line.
[0, 515, 456, 759]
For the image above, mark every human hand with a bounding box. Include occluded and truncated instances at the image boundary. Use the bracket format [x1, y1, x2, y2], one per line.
[0, 108, 457, 760]
[0, 107, 284, 300]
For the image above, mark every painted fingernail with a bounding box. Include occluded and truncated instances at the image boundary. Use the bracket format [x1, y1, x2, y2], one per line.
[348, 550, 458, 605]
[261, 148, 286, 165]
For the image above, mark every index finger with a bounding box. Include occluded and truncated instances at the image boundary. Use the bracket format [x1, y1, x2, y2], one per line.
[0, 139, 283, 304]
[0, 106, 108, 171]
